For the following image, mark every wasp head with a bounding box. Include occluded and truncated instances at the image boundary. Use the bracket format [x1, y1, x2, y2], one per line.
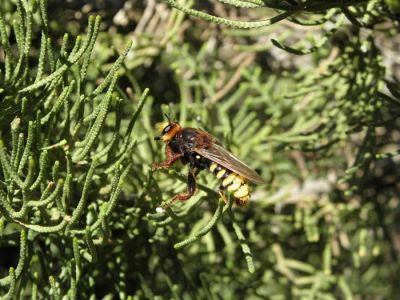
[155, 114, 182, 142]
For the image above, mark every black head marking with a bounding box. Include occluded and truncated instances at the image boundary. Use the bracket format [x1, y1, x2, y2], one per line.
[162, 125, 172, 135]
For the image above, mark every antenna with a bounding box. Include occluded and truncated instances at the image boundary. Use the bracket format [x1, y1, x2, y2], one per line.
[164, 113, 171, 123]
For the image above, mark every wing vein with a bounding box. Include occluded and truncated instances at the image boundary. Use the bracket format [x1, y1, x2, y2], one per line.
[194, 144, 264, 184]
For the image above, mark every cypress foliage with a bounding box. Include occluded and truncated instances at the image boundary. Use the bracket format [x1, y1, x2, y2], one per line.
[1, 0, 399, 298]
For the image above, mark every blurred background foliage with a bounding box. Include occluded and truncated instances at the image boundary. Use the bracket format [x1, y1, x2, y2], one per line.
[0, 0, 400, 298]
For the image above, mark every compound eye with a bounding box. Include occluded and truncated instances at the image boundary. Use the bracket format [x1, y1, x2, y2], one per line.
[162, 125, 171, 135]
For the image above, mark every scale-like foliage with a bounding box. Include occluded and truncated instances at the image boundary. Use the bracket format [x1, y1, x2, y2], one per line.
[1, 0, 399, 298]
[0, 1, 149, 298]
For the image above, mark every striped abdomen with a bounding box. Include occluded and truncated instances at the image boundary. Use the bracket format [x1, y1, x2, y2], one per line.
[209, 162, 250, 206]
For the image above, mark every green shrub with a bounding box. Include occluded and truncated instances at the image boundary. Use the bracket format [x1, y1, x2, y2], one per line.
[1, 0, 400, 298]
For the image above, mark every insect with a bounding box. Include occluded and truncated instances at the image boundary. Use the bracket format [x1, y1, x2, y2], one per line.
[152, 115, 264, 207]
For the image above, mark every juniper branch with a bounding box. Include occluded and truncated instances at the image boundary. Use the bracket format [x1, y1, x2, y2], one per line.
[165, 0, 295, 29]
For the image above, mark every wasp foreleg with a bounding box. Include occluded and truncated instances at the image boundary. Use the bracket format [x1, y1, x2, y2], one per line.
[152, 144, 182, 170]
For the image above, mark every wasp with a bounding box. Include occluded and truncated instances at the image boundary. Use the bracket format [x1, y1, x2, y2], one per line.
[152, 115, 264, 207]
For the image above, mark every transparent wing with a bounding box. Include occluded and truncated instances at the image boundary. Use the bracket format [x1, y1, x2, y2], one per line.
[194, 144, 264, 184]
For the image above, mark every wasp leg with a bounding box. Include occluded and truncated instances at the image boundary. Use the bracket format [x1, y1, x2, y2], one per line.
[171, 168, 198, 202]
[152, 144, 182, 170]
[218, 188, 228, 204]
[161, 169, 197, 208]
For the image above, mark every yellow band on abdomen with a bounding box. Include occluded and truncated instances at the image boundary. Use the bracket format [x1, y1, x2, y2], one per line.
[222, 173, 236, 187]
[234, 184, 249, 198]
[227, 177, 243, 192]
[208, 162, 250, 206]
[216, 169, 226, 179]
[209, 162, 218, 173]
